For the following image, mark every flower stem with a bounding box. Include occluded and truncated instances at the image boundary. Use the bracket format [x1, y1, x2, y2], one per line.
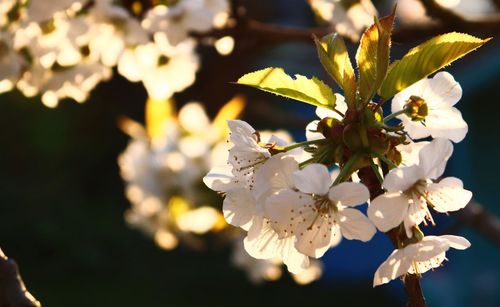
[333, 153, 361, 185]
[369, 159, 384, 185]
[333, 107, 345, 118]
[383, 108, 408, 122]
[298, 157, 315, 168]
[371, 151, 397, 169]
[403, 274, 427, 307]
[282, 138, 328, 152]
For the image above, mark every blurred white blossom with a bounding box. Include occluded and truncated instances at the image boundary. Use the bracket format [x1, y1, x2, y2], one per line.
[142, 0, 229, 46]
[309, 0, 377, 41]
[120, 98, 244, 250]
[118, 34, 199, 100]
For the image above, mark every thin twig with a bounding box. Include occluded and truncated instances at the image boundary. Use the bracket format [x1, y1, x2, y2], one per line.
[451, 200, 500, 247]
[0, 248, 41, 307]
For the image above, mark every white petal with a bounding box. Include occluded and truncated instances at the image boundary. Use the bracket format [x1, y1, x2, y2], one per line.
[266, 134, 292, 146]
[264, 189, 312, 238]
[244, 216, 277, 259]
[373, 249, 411, 287]
[280, 200, 339, 258]
[203, 165, 235, 192]
[315, 94, 346, 120]
[439, 235, 471, 250]
[223, 188, 256, 230]
[338, 208, 376, 241]
[227, 120, 255, 146]
[397, 141, 429, 167]
[295, 217, 338, 258]
[418, 138, 453, 179]
[425, 107, 468, 143]
[244, 216, 310, 273]
[404, 196, 427, 238]
[278, 236, 310, 274]
[329, 182, 370, 207]
[254, 154, 298, 201]
[315, 106, 338, 120]
[293, 163, 331, 195]
[401, 118, 432, 140]
[407, 236, 449, 262]
[334, 93, 348, 114]
[227, 119, 255, 139]
[426, 72, 462, 107]
[305, 120, 323, 141]
[383, 165, 423, 192]
[368, 193, 408, 232]
[425, 178, 472, 213]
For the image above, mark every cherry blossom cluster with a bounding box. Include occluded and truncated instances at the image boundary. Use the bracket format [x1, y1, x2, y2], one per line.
[118, 98, 323, 284]
[205, 70, 473, 286]
[0, 0, 230, 107]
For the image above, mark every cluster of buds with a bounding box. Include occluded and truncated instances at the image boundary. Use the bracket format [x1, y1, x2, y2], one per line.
[204, 9, 489, 290]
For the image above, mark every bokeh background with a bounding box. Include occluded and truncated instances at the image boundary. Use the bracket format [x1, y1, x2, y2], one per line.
[0, 0, 499, 306]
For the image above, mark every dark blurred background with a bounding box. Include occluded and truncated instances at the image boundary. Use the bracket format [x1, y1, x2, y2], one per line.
[0, 1, 499, 306]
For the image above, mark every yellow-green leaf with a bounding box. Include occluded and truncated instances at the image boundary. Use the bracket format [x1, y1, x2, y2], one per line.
[314, 33, 356, 108]
[356, 10, 395, 105]
[379, 32, 491, 99]
[236, 67, 336, 109]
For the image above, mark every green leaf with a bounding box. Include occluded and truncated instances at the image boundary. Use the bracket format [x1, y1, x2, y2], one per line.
[314, 33, 357, 108]
[236, 67, 336, 109]
[379, 32, 491, 99]
[356, 9, 396, 105]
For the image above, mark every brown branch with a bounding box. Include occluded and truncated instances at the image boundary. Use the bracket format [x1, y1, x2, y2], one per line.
[403, 274, 427, 307]
[191, 0, 500, 45]
[0, 248, 41, 307]
[452, 200, 500, 247]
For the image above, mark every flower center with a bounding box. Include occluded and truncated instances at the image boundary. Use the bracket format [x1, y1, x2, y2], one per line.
[404, 95, 428, 122]
[157, 55, 171, 66]
[405, 180, 436, 226]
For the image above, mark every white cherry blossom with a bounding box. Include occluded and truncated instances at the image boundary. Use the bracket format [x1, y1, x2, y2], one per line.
[118, 33, 199, 100]
[373, 235, 470, 287]
[368, 139, 472, 237]
[264, 163, 375, 258]
[141, 0, 229, 46]
[309, 0, 377, 41]
[204, 150, 312, 274]
[391, 72, 468, 143]
[226, 120, 293, 191]
[85, 0, 148, 67]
